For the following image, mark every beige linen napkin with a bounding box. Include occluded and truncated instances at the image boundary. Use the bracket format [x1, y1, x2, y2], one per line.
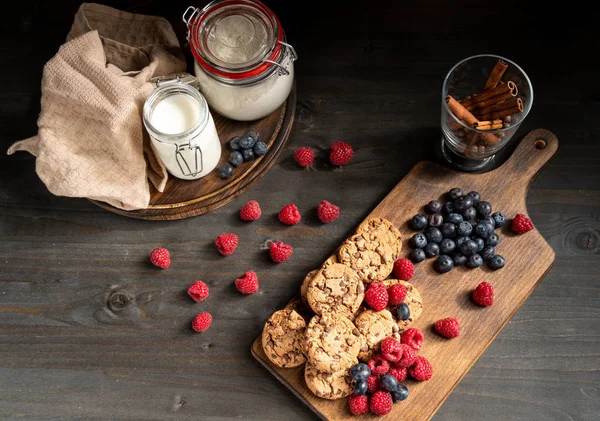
[7, 3, 187, 210]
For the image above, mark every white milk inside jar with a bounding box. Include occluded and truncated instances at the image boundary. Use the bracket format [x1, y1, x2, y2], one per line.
[143, 76, 221, 180]
[183, 0, 297, 121]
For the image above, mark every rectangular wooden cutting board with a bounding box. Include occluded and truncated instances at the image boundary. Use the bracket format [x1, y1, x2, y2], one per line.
[252, 128, 558, 421]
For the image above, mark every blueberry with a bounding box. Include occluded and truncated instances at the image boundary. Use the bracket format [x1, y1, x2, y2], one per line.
[488, 254, 506, 270]
[353, 380, 368, 396]
[424, 242, 440, 257]
[444, 213, 463, 225]
[457, 221, 473, 236]
[247, 131, 259, 142]
[425, 227, 443, 243]
[453, 195, 473, 212]
[411, 233, 428, 249]
[439, 238, 456, 254]
[456, 235, 470, 247]
[228, 136, 241, 151]
[380, 373, 399, 392]
[481, 245, 496, 260]
[475, 221, 494, 238]
[391, 385, 409, 403]
[397, 303, 411, 320]
[410, 214, 428, 230]
[410, 248, 426, 263]
[473, 237, 485, 252]
[442, 201, 455, 215]
[466, 254, 484, 268]
[486, 233, 500, 247]
[476, 201, 492, 218]
[253, 141, 268, 156]
[350, 363, 371, 381]
[491, 212, 506, 228]
[467, 191, 480, 205]
[460, 239, 479, 257]
[428, 213, 444, 228]
[241, 148, 255, 161]
[462, 207, 477, 221]
[239, 133, 257, 149]
[439, 222, 457, 239]
[217, 162, 234, 179]
[229, 151, 243, 167]
[482, 216, 496, 229]
[435, 254, 454, 273]
[426, 200, 442, 214]
[446, 187, 463, 201]
[452, 252, 467, 266]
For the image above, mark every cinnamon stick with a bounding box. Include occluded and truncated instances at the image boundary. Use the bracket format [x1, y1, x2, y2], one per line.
[465, 88, 519, 112]
[478, 98, 524, 121]
[483, 59, 508, 91]
[473, 120, 503, 130]
[460, 81, 518, 109]
[472, 97, 522, 120]
[445, 95, 499, 147]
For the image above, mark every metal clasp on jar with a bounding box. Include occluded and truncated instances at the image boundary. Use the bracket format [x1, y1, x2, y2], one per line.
[263, 41, 298, 76]
[182, 6, 199, 41]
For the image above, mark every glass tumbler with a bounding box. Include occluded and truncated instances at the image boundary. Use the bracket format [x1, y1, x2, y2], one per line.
[441, 54, 533, 171]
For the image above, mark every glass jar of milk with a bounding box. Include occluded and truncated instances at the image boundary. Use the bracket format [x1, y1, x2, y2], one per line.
[143, 75, 221, 180]
[183, 0, 297, 121]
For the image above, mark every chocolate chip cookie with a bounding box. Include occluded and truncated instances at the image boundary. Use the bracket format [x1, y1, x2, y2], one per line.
[356, 217, 403, 261]
[284, 297, 314, 322]
[305, 314, 364, 372]
[338, 232, 394, 283]
[383, 279, 423, 331]
[300, 270, 318, 306]
[262, 309, 307, 368]
[354, 309, 398, 361]
[304, 362, 353, 400]
[306, 263, 364, 318]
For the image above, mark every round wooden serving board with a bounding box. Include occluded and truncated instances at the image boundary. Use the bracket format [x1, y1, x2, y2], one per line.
[90, 84, 296, 220]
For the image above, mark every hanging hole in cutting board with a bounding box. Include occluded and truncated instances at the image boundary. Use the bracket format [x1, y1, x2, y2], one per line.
[535, 139, 547, 149]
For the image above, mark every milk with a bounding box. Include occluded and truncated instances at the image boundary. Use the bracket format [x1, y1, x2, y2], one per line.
[150, 93, 201, 134]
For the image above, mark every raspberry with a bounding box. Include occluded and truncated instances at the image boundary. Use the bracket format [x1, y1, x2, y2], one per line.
[235, 270, 259, 294]
[240, 200, 261, 221]
[366, 375, 380, 393]
[367, 355, 390, 376]
[472, 282, 494, 307]
[364, 283, 389, 311]
[388, 366, 407, 382]
[408, 356, 433, 381]
[434, 317, 460, 339]
[392, 258, 414, 281]
[192, 312, 212, 332]
[348, 393, 368, 415]
[400, 328, 424, 351]
[394, 344, 417, 368]
[215, 233, 238, 256]
[387, 284, 407, 307]
[187, 281, 209, 302]
[317, 200, 340, 223]
[293, 147, 314, 167]
[278, 203, 301, 225]
[380, 337, 403, 362]
[269, 241, 293, 263]
[511, 213, 534, 234]
[329, 141, 354, 166]
[150, 247, 170, 269]
[369, 390, 393, 416]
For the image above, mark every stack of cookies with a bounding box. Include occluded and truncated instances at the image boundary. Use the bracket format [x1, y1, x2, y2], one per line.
[261, 217, 424, 400]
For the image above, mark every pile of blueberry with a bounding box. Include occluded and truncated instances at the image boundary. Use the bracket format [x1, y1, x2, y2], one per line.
[217, 132, 268, 179]
[408, 187, 506, 273]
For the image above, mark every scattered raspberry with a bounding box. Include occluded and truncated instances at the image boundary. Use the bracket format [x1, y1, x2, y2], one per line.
[408, 356, 433, 381]
[278, 203, 301, 225]
[472, 282, 494, 307]
[348, 393, 368, 415]
[240, 200, 261, 221]
[380, 337, 403, 362]
[364, 283, 389, 311]
[387, 284, 407, 307]
[215, 233, 239, 256]
[388, 366, 407, 383]
[269, 241, 293, 263]
[329, 141, 354, 166]
[235, 270, 259, 294]
[187, 281, 209, 302]
[192, 312, 212, 332]
[317, 200, 340, 223]
[369, 390, 393, 416]
[293, 147, 314, 167]
[511, 213, 534, 234]
[366, 375, 380, 393]
[400, 328, 424, 351]
[394, 344, 417, 368]
[150, 247, 170, 269]
[434, 317, 461, 339]
[393, 258, 414, 281]
[367, 355, 390, 376]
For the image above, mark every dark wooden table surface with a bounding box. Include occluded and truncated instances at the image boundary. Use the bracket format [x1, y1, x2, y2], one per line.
[1, 1, 599, 420]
